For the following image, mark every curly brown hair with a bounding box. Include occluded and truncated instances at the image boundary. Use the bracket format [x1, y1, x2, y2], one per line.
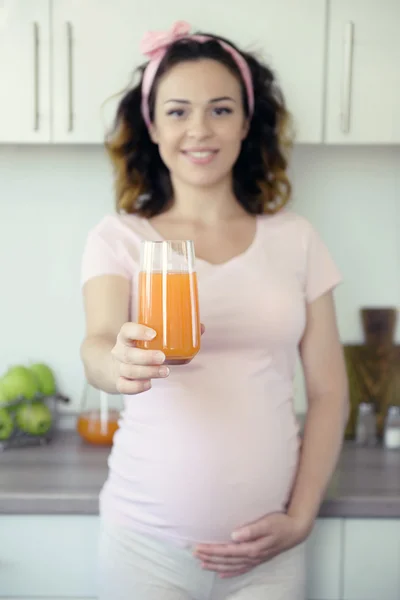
[106, 33, 294, 218]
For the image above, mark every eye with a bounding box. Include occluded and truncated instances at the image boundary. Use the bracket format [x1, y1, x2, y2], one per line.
[212, 107, 233, 116]
[166, 108, 186, 118]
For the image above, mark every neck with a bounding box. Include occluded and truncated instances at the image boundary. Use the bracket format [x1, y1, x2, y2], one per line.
[166, 175, 246, 224]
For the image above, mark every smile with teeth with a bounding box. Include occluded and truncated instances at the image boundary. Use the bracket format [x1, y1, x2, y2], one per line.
[184, 150, 217, 157]
[182, 149, 218, 164]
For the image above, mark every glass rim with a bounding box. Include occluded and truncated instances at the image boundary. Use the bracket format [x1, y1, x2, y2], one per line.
[140, 239, 194, 244]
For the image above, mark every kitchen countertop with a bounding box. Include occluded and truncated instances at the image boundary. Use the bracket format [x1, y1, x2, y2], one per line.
[1, 431, 400, 517]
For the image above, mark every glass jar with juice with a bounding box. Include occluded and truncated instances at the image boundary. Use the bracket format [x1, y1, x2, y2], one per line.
[136, 240, 201, 364]
[76, 381, 122, 446]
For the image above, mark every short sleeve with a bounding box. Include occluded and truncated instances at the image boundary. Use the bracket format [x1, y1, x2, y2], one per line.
[305, 225, 342, 303]
[81, 224, 132, 286]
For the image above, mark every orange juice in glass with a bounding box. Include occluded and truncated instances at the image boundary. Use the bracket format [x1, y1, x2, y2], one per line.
[137, 240, 200, 365]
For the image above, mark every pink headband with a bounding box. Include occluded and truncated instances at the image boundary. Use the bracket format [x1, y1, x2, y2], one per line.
[140, 21, 254, 128]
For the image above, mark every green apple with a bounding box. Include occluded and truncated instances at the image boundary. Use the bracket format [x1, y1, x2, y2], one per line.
[15, 401, 53, 436]
[2, 366, 40, 401]
[0, 407, 14, 440]
[0, 380, 9, 404]
[29, 363, 56, 396]
[6, 366, 31, 377]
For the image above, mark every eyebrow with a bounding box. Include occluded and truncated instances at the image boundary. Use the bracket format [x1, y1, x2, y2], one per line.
[164, 96, 236, 104]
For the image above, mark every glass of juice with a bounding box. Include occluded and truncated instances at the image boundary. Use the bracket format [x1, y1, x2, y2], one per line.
[76, 381, 122, 446]
[137, 240, 201, 365]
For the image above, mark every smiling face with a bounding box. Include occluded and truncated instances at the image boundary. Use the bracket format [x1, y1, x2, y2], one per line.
[149, 59, 249, 191]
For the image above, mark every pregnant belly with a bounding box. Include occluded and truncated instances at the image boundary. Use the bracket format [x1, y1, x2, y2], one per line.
[104, 405, 300, 545]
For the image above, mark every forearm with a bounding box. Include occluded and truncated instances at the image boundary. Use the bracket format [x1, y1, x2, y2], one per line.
[80, 335, 119, 394]
[287, 391, 349, 534]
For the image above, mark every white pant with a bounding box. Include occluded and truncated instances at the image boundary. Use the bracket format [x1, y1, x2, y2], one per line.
[98, 519, 306, 600]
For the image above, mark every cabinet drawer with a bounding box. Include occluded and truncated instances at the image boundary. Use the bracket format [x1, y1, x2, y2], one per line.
[0, 516, 99, 597]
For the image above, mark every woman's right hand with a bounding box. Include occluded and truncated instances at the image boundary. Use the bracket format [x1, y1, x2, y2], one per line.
[111, 322, 169, 395]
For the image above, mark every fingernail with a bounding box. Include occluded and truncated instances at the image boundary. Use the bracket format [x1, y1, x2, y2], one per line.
[145, 329, 156, 339]
[159, 366, 170, 377]
[231, 531, 241, 542]
[154, 352, 165, 363]
[143, 381, 151, 390]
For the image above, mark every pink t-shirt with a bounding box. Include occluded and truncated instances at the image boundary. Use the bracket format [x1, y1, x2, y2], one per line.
[81, 209, 341, 547]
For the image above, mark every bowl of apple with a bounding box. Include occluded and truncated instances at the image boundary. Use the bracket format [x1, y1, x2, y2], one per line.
[0, 363, 69, 450]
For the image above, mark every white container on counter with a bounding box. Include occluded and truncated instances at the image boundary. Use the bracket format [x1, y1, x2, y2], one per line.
[384, 406, 400, 449]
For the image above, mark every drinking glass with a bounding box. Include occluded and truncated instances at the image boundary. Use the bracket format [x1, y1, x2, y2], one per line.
[136, 240, 201, 365]
[76, 381, 122, 446]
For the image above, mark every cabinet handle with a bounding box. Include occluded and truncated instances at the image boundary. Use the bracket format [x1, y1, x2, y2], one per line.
[66, 21, 74, 132]
[33, 22, 39, 131]
[340, 21, 355, 134]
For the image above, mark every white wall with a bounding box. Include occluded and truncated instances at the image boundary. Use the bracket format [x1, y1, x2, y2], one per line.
[0, 145, 399, 412]
[291, 146, 400, 409]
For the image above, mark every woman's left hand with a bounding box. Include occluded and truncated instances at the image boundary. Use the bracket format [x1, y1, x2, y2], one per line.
[193, 512, 310, 578]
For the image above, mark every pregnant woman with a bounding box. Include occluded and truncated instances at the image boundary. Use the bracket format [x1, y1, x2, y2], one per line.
[80, 21, 349, 600]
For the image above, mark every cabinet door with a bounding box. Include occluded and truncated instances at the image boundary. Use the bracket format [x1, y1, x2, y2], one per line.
[306, 519, 343, 600]
[51, 0, 326, 143]
[213, 0, 327, 144]
[0, 515, 99, 597]
[343, 519, 400, 600]
[0, 1, 51, 143]
[325, 0, 400, 144]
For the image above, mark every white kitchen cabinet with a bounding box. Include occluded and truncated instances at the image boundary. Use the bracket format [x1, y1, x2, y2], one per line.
[3, 514, 400, 600]
[51, 1, 136, 144]
[0, 514, 342, 599]
[325, 0, 400, 144]
[51, 0, 326, 143]
[306, 519, 343, 600]
[0, 1, 51, 143]
[343, 519, 400, 600]
[0, 515, 99, 597]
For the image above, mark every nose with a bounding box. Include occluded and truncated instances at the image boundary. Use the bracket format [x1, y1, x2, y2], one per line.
[187, 111, 212, 140]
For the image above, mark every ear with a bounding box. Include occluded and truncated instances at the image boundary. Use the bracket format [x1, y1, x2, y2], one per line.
[241, 118, 250, 140]
[148, 123, 159, 144]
